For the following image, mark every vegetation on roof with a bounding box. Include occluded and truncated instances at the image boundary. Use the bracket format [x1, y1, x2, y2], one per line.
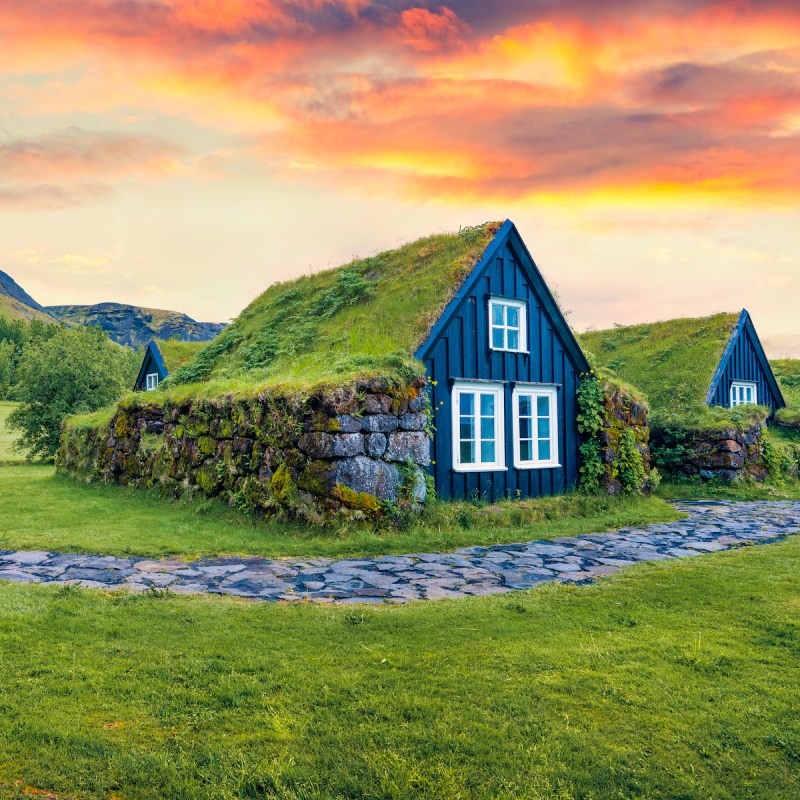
[772, 359, 800, 429]
[577, 313, 740, 417]
[165, 222, 502, 392]
[155, 338, 207, 374]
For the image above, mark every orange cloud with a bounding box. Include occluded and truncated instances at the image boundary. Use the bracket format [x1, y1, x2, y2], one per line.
[399, 6, 466, 52]
[1, 0, 799, 209]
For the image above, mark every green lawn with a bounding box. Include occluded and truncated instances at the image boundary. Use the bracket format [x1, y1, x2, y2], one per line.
[1, 534, 799, 799]
[658, 478, 800, 502]
[0, 402, 23, 462]
[0, 465, 682, 559]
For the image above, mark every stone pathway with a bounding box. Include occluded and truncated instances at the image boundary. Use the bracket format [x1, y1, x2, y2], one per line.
[1, 501, 799, 604]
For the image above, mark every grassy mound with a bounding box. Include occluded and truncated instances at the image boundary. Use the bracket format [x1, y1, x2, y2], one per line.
[578, 313, 739, 415]
[155, 338, 207, 373]
[165, 223, 501, 393]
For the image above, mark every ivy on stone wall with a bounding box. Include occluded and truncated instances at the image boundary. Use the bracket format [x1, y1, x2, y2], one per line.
[577, 373, 651, 495]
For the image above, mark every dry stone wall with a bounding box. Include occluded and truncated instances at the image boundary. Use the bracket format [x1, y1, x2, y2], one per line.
[650, 420, 774, 482]
[57, 378, 430, 522]
[598, 385, 651, 494]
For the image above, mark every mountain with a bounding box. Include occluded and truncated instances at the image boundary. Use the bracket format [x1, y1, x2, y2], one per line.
[45, 303, 226, 348]
[0, 270, 57, 324]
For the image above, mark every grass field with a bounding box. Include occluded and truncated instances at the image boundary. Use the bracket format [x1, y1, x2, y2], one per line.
[0, 402, 23, 462]
[658, 478, 800, 502]
[0, 465, 681, 559]
[1, 532, 799, 799]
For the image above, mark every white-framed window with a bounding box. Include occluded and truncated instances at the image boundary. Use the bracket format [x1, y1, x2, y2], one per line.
[489, 297, 527, 353]
[145, 373, 160, 391]
[730, 380, 757, 408]
[512, 385, 560, 469]
[452, 381, 506, 472]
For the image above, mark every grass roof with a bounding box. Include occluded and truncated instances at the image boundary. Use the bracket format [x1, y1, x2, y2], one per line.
[577, 313, 740, 415]
[156, 339, 207, 374]
[166, 222, 502, 392]
[771, 359, 800, 408]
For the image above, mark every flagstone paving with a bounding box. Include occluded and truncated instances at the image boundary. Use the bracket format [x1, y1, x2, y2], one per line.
[1, 501, 799, 604]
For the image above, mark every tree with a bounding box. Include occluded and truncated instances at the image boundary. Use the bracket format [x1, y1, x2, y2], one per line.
[7, 326, 139, 460]
[0, 340, 16, 399]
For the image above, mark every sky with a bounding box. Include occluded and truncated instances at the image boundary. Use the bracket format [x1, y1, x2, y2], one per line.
[0, 0, 798, 355]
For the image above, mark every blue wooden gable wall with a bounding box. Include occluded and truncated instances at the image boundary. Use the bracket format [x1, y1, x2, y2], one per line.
[416, 221, 591, 502]
[706, 309, 785, 415]
[133, 340, 168, 391]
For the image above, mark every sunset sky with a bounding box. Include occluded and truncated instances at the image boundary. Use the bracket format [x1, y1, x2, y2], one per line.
[1, 0, 799, 355]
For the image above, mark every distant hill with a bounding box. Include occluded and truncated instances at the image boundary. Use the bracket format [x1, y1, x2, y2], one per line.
[45, 303, 226, 348]
[0, 271, 57, 324]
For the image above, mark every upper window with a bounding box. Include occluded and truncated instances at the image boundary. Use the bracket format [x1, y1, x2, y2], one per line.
[489, 297, 527, 353]
[512, 385, 559, 469]
[452, 381, 506, 472]
[730, 380, 757, 408]
[145, 373, 160, 391]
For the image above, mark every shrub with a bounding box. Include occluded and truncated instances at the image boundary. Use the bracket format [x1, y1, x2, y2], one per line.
[8, 326, 137, 460]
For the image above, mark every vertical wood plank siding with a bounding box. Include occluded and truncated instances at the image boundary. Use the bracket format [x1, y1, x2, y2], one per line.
[708, 319, 783, 414]
[424, 236, 584, 502]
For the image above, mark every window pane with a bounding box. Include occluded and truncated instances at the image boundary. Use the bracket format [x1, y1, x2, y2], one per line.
[506, 306, 519, 328]
[538, 418, 550, 439]
[519, 417, 531, 439]
[518, 395, 532, 416]
[480, 393, 495, 416]
[492, 303, 504, 325]
[481, 441, 495, 463]
[480, 416, 495, 440]
[537, 395, 550, 416]
[460, 419, 474, 440]
[538, 440, 551, 461]
[460, 392, 474, 415]
[519, 440, 532, 462]
[492, 328, 505, 349]
[460, 441, 475, 464]
[507, 330, 519, 351]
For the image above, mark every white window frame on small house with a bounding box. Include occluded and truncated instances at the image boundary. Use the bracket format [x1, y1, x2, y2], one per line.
[452, 381, 506, 472]
[145, 373, 160, 391]
[730, 380, 757, 408]
[488, 297, 527, 353]
[512, 384, 560, 469]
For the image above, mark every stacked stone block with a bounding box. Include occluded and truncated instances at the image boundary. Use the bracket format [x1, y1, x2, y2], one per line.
[57, 378, 430, 521]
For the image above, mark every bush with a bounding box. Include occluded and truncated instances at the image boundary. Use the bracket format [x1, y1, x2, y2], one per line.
[7, 326, 138, 460]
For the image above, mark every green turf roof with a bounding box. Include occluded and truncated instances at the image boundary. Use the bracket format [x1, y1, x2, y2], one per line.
[155, 339, 207, 375]
[577, 313, 741, 414]
[167, 222, 503, 391]
[772, 359, 800, 408]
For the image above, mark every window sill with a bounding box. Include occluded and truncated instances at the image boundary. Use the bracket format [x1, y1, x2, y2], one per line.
[453, 465, 508, 473]
[490, 348, 529, 355]
[514, 462, 561, 470]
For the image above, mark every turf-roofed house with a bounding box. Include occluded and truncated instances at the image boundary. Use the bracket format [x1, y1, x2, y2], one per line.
[579, 310, 785, 417]
[579, 311, 794, 483]
[133, 339, 207, 392]
[62, 221, 647, 519]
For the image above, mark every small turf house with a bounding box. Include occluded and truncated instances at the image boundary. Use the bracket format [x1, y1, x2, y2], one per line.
[135, 220, 592, 504]
[133, 339, 205, 391]
[416, 221, 591, 500]
[579, 310, 786, 417]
